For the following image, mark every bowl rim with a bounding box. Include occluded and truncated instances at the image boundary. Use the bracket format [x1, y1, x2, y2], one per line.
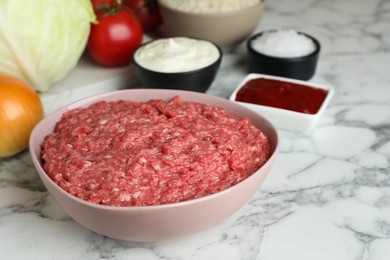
[132, 37, 223, 75]
[30, 89, 279, 212]
[157, 0, 266, 18]
[229, 73, 334, 118]
[247, 29, 321, 62]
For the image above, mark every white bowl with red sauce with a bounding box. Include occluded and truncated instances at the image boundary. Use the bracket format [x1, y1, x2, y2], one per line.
[29, 89, 278, 241]
[229, 73, 334, 133]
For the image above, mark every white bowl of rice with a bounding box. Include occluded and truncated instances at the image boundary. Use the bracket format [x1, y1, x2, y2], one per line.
[157, 0, 266, 50]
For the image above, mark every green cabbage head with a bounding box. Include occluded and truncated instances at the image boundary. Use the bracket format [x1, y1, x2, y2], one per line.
[0, 0, 96, 92]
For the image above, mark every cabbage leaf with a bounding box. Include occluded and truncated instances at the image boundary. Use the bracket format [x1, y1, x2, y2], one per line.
[0, 0, 96, 91]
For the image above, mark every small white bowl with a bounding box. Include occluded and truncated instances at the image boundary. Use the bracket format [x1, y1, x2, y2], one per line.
[229, 73, 334, 133]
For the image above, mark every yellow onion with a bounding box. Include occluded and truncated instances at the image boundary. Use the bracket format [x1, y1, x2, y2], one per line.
[0, 76, 44, 157]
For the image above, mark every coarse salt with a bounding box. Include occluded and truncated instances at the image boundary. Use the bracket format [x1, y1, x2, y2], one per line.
[251, 29, 316, 58]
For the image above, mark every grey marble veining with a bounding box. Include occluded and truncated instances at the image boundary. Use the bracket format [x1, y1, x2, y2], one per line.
[1, 0, 390, 259]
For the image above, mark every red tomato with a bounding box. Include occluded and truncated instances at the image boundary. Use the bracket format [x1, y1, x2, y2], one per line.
[123, 0, 162, 32]
[91, 0, 111, 10]
[87, 6, 143, 67]
[91, 0, 118, 18]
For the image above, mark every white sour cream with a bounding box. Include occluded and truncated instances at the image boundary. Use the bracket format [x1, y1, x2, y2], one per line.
[134, 37, 220, 73]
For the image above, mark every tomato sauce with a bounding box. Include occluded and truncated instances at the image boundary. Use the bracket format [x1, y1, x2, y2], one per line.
[235, 78, 328, 114]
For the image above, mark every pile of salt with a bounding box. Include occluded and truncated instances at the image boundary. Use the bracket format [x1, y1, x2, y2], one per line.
[251, 29, 316, 58]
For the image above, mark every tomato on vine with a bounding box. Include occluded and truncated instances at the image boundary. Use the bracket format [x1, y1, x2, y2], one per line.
[88, 0, 143, 67]
[123, 0, 163, 32]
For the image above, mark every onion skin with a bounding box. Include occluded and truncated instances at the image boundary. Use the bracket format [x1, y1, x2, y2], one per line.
[0, 76, 44, 158]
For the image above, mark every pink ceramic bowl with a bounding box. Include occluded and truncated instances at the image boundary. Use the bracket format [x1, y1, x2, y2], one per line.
[29, 89, 278, 242]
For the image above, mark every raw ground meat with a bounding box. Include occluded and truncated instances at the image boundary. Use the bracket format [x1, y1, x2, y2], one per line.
[41, 96, 270, 206]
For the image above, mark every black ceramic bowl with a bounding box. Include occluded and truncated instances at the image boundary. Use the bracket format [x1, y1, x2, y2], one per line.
[247, 30, 321, 81]
[132, 38, 222, 93]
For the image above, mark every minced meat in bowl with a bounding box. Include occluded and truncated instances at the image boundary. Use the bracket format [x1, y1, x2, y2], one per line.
[29, 89, 278, 241]
[41, 96, 270, 207]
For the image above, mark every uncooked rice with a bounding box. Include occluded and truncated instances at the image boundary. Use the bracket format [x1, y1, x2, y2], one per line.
[159, 0, 260, 13]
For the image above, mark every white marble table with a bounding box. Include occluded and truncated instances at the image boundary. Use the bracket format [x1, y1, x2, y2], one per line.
[1, 0, 390, 259]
